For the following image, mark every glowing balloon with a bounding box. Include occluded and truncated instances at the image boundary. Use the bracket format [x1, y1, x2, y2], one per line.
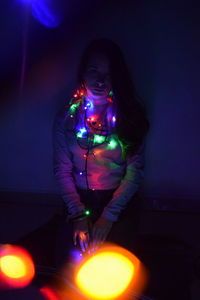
[1, 255, 26, 279]
[74, 244, 144, 300]
[0, 244, 35, 289]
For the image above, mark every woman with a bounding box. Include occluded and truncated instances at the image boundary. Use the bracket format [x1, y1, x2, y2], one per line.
[53, 38, 149, 258]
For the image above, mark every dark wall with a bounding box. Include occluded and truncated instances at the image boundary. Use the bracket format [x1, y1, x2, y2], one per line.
[0, 0, 200, 211]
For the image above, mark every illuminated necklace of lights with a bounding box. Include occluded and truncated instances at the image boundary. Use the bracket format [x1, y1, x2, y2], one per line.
[76, 101, 109, 149]
[68, 90, 117, 149]
[68, 91, 121, 190]
[85, 104, 109, 136]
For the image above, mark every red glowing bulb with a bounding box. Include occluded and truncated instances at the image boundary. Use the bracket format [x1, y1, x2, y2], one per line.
[107, 97, 113, 103]
[40, 286, 59, 300]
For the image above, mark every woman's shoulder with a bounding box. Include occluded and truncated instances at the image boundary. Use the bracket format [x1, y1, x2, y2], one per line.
[54, 98, 82, 132]
[54, 105, 68, 125]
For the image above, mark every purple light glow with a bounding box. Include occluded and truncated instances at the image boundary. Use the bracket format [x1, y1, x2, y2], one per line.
[69, 249, 83, 263]
[112, 115, 116, 123]
[17, 0, 33, 3]
[31, 0, 62, 28]
[17, 0, 62, 28]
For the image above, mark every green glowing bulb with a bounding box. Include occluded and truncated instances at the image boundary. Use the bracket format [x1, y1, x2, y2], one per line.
[85, 210, 90, 216]
[70, 103, 79, 113]
[76, 132, 82, 138]
[94, 135, 106, 144]
[109, 90, 113, 96]
[108, 138, 118, 150]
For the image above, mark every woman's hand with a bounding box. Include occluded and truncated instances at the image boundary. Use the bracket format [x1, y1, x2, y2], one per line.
[73, 218, 90, 252]
[90, 217, 113, 251]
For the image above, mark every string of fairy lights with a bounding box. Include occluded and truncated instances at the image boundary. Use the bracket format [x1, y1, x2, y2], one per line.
[66, 89, 119, 190]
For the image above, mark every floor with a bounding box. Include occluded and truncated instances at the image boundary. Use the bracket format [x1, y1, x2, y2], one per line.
[0, 191, 200, 300]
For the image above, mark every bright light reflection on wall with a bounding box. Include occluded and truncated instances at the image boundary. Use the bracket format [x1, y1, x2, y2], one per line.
[17, 0, 62, 28]
[31, 0, 62, 28]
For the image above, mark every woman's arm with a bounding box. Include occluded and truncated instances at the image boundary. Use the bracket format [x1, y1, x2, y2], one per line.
[53, 110, 91, 252]
[52, 110, 86, 218]
[90, 142, 145, 250]
[101, 141, 146, 222]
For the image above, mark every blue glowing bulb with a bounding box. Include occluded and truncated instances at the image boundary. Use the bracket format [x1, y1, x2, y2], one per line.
[76, 127, 87, 138]
[84, 99, 94, 110]
[80, 128, 87, 133]
[84, 102, 91, 110]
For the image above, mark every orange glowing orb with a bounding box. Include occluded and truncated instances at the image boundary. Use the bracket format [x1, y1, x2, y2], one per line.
[0, 244, 35, 288]
[75, 244, 140, 299]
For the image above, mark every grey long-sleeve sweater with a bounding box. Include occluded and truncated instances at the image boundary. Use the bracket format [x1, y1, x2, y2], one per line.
[53, 102, 145, 222]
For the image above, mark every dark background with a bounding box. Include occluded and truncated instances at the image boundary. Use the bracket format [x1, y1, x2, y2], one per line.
[0, 1, 200, 299]
[1, 0, 200, 210]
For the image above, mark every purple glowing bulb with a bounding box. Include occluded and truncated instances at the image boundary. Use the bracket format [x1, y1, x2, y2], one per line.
[112, 116, 116, 123]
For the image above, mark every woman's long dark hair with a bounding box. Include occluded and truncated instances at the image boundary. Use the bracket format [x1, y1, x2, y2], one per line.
[77, 38, 150, 155]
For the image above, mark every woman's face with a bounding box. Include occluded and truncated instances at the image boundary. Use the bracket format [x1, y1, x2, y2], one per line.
[83, 53, 112, 100]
